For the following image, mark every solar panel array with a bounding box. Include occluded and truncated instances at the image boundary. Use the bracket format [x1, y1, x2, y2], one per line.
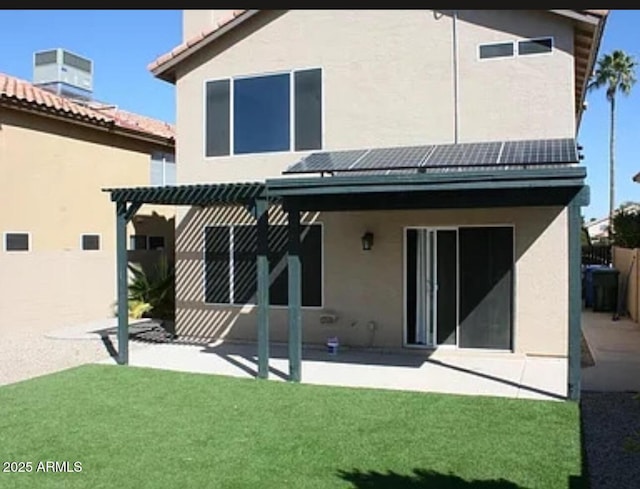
[284, 138, 579, 175]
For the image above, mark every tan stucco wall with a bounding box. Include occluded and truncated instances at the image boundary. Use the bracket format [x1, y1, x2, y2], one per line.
[613, 246, 639, 323]
[0, 108, 175, 333]
[175, 205, 568, 356]
[175, 9, 575, 185]
[170, 9, 576, 355]
[183, 10, 236, 41]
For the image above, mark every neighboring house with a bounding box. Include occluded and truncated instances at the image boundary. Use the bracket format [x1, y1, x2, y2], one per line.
[0, 55, 175, 334]
[107, 9, 607, 398]
[586, 202, 640, 241]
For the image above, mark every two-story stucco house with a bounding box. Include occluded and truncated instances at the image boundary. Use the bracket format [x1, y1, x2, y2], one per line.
[106, 9, 607, 400]
[0, 63, 176, 335]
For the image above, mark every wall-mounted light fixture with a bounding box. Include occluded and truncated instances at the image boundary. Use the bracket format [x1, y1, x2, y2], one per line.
[361, 231, 374, 251]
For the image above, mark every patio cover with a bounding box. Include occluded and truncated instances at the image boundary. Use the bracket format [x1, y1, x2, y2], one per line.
[104, 147, 589, 400]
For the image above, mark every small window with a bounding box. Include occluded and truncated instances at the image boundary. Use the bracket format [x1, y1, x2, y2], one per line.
[81, 234, 100, 251]
[150, 152, 176, 186]
[129, 235, 148, 251]
[148, 236, 166, 250]
[4, 233, 29, 252]
[518, 37, 553, 56]
[479, 42, 514, 59]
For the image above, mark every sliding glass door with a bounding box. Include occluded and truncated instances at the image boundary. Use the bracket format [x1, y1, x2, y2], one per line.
[405, 226, 513, 350]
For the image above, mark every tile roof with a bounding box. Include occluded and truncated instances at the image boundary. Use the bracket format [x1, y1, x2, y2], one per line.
[0, 72, 174, 144]
[148, 9, 251, 75]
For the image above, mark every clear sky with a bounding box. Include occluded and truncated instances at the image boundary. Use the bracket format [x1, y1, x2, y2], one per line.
[0, 9, 637, 220]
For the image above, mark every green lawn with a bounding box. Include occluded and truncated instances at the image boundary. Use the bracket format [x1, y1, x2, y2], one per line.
[0, 365, 584, 489]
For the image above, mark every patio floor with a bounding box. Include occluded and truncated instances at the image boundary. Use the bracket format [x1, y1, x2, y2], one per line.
[98, 332, 567, 401]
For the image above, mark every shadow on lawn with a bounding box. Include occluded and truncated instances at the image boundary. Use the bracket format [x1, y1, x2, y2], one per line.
[337, 468, 530, 488]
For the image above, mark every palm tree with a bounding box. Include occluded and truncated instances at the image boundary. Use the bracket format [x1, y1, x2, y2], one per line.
[588, 50, 637, 241]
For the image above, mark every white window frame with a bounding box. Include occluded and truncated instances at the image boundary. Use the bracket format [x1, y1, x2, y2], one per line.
[203, 66, 324, 159]
[3, 231, 31, 253]
[202, 222, 324, 309]
[477, 41, 516, 61]
[478, 36, 554, 61]
[79, 233, 101, 251]
[516, 36, 554, 58]
[150, 152, 176, 187]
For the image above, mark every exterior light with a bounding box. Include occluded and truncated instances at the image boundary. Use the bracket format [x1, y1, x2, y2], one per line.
[361, 231, 374, 251]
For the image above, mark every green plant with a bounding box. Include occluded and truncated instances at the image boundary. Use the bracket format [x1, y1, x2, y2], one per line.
[612, 208, 640, 248]
[127, 257, 175, 320]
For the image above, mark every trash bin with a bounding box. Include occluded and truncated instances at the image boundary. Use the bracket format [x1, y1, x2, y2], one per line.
[592, 268, 620, 312]
[584, 265, 609, 308]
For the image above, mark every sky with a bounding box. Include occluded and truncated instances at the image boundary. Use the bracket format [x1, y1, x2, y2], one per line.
[0, 9, 637, 221]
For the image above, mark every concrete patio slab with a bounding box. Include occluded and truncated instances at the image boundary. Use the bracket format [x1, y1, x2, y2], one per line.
[100, 339, 567, 401]
[581, 310, 640, 392]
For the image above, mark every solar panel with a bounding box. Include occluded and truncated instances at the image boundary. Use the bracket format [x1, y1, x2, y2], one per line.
[284, 149, 367, 174]
[422, 141, 503, 168]
[499, 138, 578, 165]
[351, 145, 433, 170]
[283, 138, 578, 175]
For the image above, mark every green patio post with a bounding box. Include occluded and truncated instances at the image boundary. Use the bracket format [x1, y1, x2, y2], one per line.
[287, 207, 302, 382]
[256, 197, 270, 379]
[116, 200, 129, 365]
[568, 186, 589, 401]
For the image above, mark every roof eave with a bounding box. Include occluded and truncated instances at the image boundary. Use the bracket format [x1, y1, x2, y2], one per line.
[575, 12, 608, 130]
[0, 97, 174, 149]
[150, 9, 261, 84]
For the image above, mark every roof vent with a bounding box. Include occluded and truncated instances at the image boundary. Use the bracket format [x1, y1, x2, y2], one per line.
[33, 48, 93, 101]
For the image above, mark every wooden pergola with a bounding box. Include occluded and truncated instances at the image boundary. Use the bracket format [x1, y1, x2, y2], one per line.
[104, 165, 589, 400]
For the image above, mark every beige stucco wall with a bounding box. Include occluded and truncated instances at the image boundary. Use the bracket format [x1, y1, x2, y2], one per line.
[175, 9, 575, 185]
[613, 246, 639, 323]
[0, 108, 175, 333]
[183, 10, 236, 41]
[170, 10, 577, 355]
[175, 205, 568, 356]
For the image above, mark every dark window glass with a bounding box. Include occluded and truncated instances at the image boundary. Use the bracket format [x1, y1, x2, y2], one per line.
[267, 224, 322, 307]
[294, 69, 322, 151]
[129, 235, 147, 251]
[148, 236, 165, 250]
[205, 80, 231, 157]
[204, 226, 231, 304]
[5, 233, 29, 252]
[233, 225, 258, 304]
[82, 234, 100, 251]
[479, 42, 514, 59]
[234, 74, 290, 154]
[518, 38, 553, 56]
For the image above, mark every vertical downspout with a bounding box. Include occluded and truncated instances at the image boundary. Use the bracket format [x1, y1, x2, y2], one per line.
[452, 10, 460, 144]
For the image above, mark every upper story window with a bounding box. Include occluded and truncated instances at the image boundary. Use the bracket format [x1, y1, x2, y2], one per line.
[478, 42, 514, 60]
[518, 37, 553, 56]
[205, 68, 323, 157]
[479, 37, 553, 60]
[150, 152, 176, 186]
